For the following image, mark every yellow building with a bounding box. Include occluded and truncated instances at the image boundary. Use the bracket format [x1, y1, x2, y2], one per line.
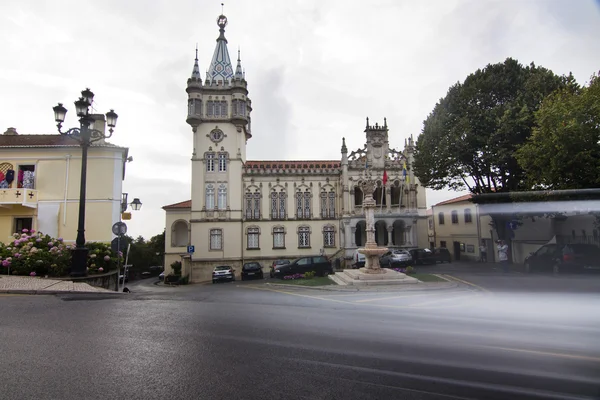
[0, 123, 129, 245]
[163, 13, 429, 282]
[431, 194, 494, 262]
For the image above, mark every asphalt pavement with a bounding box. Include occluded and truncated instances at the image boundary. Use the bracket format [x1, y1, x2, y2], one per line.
[1, 275, 599, 400]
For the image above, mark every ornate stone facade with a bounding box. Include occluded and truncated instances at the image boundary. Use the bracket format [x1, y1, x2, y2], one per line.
[163, 13, 428, 282]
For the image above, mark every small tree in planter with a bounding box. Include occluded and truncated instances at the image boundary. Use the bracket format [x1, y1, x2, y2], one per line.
[165, 261, 182, 285]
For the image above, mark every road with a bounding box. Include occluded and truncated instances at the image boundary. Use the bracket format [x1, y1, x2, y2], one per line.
[1, 276, 599, 400]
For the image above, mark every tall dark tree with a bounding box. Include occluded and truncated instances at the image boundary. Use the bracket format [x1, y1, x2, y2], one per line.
[517, 73, 599, 190]
[413, 58, 572, 243]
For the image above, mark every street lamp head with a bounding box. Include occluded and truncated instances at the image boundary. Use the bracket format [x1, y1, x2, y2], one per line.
[131, 198, 142, 211]
[81, 88, 95, 106]
[74, 97, 89, 117]
[52, 103, 67, 125]
[106, 109, 118, 129]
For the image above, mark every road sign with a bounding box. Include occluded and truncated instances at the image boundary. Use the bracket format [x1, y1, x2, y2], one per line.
[112, 222, 127, 236]
[187, 245, 195, 254]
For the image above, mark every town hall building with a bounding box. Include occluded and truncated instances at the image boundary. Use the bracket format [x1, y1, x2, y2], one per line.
[163, 13, 428, 281]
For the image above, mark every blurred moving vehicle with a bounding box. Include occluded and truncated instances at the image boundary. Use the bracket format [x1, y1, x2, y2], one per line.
[352, 249, 366, 269]
[241, 262, 264, 280]
[431, 248, 452, 263]
[272, 256, 333, 278]
[379, 250, 413, 267]
[212, 265, 235, 283]
[524, 243, 600, 273]
[269, 260, 290, 278]
[409, 248, 437, 265]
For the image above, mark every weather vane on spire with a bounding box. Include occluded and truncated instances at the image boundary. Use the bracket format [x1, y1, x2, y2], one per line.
[221, 2, 224, 14]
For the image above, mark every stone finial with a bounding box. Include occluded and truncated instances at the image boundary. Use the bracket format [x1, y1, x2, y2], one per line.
[341, 137, 347, 153]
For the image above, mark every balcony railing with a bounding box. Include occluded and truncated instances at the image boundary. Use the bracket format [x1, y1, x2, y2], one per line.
[0, 189, 38, 208]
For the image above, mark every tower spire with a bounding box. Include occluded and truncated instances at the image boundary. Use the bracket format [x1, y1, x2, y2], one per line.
[191, 43, 201, 80]
[206, 12, 234, 85]
[235, 47, 244, 79]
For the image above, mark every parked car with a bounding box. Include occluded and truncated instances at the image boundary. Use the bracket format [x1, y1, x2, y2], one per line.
[269, 260, 290, 278]
[524, 243, 600, 273]
[272, 256, 333, 278]
[352, 249, 366, 269]
[212, 265, 235, 283]
[409, 248, 436, 265]
[379, 250, 413, 267]
[432, 248, 452, 263]
[241, 262, 264, 281]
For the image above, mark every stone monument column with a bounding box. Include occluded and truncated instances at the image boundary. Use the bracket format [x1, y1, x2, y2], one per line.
[387, 225, 393, 247]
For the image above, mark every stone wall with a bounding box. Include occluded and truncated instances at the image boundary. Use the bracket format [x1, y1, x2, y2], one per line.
[57, 270, 118, 291]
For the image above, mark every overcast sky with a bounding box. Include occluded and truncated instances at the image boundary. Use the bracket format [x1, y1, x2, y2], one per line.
[1, 0, 599, 239]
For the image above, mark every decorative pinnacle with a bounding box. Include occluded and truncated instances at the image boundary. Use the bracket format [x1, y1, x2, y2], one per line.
[341, 137, 347, 153]
[366, 117, 369, 128]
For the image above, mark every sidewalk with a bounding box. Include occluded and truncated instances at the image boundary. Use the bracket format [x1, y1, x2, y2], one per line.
[0, 276, 118, 294]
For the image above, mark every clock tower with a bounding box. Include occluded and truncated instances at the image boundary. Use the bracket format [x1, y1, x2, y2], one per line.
[186, 12, 252, 262]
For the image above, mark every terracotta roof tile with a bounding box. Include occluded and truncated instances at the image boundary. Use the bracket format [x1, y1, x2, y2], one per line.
[163, 200, 191, 210]
[0, 134, 124, 148]
[434, 194, 473, 206]
[436, 194, 473, 206]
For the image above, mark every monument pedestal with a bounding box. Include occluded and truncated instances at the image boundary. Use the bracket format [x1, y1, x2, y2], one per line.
[331, 268, 419, 286]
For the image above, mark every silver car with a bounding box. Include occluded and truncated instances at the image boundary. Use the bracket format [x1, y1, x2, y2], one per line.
[212, 265, 235, 283]
[380, 250, 413, 267]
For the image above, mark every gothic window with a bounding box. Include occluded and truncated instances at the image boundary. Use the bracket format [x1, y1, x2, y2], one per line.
[233, 100, 246, 117]
[217, 184, 227, 210]
[245, 193, 253, 219]
[214, 101, 221, 116]
[464, 208, 473, 223]
[273, 226, 285, 249]
[451, 210, 459, 224]
[271, 191, 286, 219]
[188, 98, 202, 117]
[210, 229, 222, 250]
[298, 226, 310, 248]
[206, 152, 215, 172]
[218, 153, 227, 172]
[245, 191, 261, 220]
[247, 226, 260, 249]
[320, 191, 336, 218]
[253, 192, 261, 219]
[438, 212, 445, 225]
[207, 101, 215, 117]
[220, 101, 228, 117]
[279, 192, 286, 219]
[296, 190, 311, 219]
[205, 184, 215, 210]
[323, 225, 335, 247]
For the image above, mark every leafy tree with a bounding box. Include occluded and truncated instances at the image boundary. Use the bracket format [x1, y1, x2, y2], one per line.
[516, 73, 600, 189]
[413, 58, 572, 245]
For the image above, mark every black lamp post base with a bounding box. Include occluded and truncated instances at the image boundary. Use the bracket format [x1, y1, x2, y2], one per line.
[70, 247, 89, 277]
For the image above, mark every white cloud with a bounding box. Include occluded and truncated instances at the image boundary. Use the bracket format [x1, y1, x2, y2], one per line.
[1, 0, 599, 238]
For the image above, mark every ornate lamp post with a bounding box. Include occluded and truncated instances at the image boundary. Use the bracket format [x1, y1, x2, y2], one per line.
[52, 89, 118, 277]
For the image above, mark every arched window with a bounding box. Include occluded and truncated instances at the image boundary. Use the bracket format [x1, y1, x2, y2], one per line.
[298, 226, 311, 248]
[273, 226, 285, 249]
[247, 226, 260, 249]
[323, 225, 335, 247]
[245, 190, 261, 220]
[171, 220, 189, 247]
[451, 210, 459, 224]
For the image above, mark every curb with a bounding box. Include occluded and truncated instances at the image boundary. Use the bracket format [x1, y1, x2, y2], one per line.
[263, 281, 459, 292]
[0, 289, 124, 295]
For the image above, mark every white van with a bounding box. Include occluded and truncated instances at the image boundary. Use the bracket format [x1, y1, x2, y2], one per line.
[352, 249, 366, 269]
